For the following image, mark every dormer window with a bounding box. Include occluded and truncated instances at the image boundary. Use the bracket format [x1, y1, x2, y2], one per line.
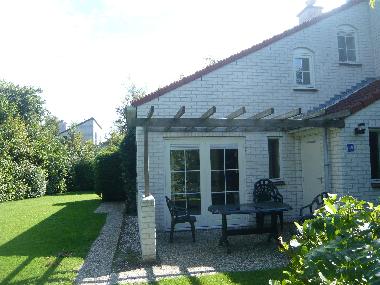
[293, 48, 315, 88]
[337, 25, 357, 63]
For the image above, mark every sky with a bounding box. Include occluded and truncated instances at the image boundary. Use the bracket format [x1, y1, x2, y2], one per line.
[0, 0, 346, 135]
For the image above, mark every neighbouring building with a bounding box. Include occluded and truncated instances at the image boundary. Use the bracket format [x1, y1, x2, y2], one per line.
[59, 117, 103, 145]
[127, 0, 380, 261]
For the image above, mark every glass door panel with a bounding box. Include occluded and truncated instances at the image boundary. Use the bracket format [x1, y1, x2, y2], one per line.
[170, 149, 201, 215]
[210, 148, 239, 206]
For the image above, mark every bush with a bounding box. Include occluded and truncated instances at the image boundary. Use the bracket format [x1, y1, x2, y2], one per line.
[272, 195, 380, 285]
[95, 151, 124, 201]
[17, 161, 47, 198]
[0, 159, 47, 202]
[68, 160, 95, 192]
[120, 129, 137, 213]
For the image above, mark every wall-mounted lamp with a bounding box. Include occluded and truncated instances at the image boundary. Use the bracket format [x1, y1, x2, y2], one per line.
[354, 123, 366, 135]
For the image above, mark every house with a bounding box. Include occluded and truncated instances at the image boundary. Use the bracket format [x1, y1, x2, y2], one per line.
[127, 0, 380, 261]
[59, 117, 103, 145]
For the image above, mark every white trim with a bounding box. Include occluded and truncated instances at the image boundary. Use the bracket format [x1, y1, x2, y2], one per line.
[293, 48, 315, 89]
[164, 136, 246, 229]
[337, 24, 359, 64]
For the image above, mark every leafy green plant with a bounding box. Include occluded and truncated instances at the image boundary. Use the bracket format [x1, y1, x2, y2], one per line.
[272, 195, 380, 285]
[95, 150, 124, 201]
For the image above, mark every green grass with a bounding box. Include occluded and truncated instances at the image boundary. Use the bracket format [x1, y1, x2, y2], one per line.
[0, 192, 106, 285]
[143, 268, 284, 285]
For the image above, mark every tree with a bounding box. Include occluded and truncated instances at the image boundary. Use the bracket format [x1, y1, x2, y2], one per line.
[115, 83, 146, 132]
[370, 0, 375, 8]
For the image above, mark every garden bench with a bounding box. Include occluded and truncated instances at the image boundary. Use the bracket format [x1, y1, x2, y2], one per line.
[299, 192, 329, 223]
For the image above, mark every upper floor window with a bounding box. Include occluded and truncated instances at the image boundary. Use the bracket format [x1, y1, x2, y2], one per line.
[337, 25, 357, 63]
[293, 48, 315, 88]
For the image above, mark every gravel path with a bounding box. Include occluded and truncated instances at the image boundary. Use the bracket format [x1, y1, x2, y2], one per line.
[75, 202, 125, 285]
[112, 216, 291, 284]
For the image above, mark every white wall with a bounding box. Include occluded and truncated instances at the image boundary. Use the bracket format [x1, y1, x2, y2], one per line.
[329, 100, 380, 203]
[370, 5, 380, 77]
[136, 2, 379, 230]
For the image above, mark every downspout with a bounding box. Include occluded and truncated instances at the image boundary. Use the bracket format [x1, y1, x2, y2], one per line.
[323, 127, 331, 193]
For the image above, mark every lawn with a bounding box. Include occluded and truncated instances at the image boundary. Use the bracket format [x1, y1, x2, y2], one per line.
[0, 192, 106, 285]
[149, 268, 284, 285]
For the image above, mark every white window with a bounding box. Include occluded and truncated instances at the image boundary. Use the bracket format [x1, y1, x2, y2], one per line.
[293, 48, 315, 88]
[370, 130, 380, 180]
[210, 147, 240, 205]
[268, 138, 280, 179]
[337, 25, 357, 63]
[170, 148, 201, 215]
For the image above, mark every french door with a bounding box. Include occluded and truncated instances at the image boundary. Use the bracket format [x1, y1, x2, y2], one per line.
[165, 137, 247, 229]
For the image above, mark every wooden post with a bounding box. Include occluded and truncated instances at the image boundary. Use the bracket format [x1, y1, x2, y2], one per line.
[143, 125, 150, 197]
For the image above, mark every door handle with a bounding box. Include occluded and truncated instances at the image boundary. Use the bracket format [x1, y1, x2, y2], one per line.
[317, 177, 323, 184]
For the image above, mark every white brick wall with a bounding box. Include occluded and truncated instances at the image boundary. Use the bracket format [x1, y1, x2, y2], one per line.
[370, 4, 380, 77]
[329, 100, 380, 203]
[135, 2, 379, 231]
[137, 194, 156, 261]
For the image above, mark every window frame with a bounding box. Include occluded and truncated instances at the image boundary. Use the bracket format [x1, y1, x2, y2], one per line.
[369, 129, 380, 183]
[293, 48, 315, 89]
[268, 137, 281, 180]
[337, 25, 358, 64]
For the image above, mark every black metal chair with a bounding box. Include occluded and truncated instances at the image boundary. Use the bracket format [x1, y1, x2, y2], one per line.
[165, 196, 196, 243]
[299, 192, 329, 223]
[253, 179, 284, 231]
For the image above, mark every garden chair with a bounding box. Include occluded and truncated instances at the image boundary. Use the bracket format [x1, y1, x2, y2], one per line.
[165, 196, 196, 243]
[299, 192, 329, 223]
[253, 178, 284, 231]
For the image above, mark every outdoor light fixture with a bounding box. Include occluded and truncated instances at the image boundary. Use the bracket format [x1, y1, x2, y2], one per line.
[354, 123, 366, 135]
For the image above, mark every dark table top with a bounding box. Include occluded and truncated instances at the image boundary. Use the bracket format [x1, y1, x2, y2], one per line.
[208, 201, 292, 215]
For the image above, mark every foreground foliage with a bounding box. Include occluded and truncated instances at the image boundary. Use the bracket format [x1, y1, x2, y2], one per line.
[273, 195, 380, 285]
[0, 192, 105, 285]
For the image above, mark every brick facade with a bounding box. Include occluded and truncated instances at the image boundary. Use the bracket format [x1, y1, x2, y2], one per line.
[135, 2, 380, 231]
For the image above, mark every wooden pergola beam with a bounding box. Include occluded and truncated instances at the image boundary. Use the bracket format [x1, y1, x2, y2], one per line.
[165, 106, 186, 131]
[248, 108, 274, 119]
[226, 107, 246, 119]
[146, 106, 154, 120]
[273, 108, 301, 119]
[210, 107, 246, 132]
[200, 106, 216, 119]
[132, 117, 345, 129]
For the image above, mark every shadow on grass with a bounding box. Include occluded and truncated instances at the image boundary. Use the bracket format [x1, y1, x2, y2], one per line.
[0, 198, 105, 285]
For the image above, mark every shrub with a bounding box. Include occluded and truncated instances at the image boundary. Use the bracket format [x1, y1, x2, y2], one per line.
[0, 159, 47, 202]
[68, 160, 95, 192]
[272, 195, 380, 285]
[17, 161, 47, 198]
[95, 151, 124, 201]
[120, 129, 137, 213]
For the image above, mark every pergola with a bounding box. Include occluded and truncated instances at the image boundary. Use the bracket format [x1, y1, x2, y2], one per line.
[127, 105, 348, 196]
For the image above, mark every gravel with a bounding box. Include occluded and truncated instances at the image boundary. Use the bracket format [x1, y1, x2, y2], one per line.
[75, 202, 125, 285]
[112, 216, 291, 284]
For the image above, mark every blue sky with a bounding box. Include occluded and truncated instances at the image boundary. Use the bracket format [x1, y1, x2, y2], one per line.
[0, 0, 345, 134]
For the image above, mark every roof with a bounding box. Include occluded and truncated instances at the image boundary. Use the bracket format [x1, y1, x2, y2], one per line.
[59, 117, 102, 135]
[132, 0, 366, 107]
[325, 80, 380, 115]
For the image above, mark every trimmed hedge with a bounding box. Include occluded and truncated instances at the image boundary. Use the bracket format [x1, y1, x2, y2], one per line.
[68, 160, 95, 192]
[95, 151, 125, 201]
[120, 129, 137, 213]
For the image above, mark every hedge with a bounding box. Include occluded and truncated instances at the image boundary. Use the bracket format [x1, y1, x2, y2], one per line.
[95, 151, 125, 201]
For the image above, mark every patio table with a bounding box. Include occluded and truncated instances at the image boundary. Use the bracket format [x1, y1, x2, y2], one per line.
[208, 202, 292, 253]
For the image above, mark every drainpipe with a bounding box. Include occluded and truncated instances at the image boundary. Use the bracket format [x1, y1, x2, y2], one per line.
[323, 128, 331, 193]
